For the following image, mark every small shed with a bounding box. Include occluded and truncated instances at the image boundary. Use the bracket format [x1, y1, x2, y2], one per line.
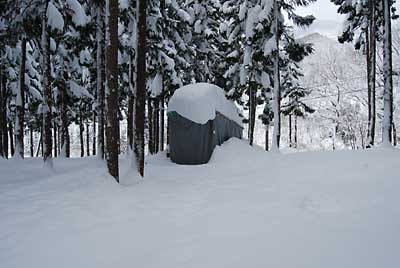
[167, 83, 243, 165]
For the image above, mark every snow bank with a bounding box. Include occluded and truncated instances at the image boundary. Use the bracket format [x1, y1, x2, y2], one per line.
[167, 83, 242, 125]
[1, 142, 400, 268]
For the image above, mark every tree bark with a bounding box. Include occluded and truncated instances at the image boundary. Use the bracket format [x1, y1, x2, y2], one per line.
[60, 72, 70, 158]
[8, 122, 14, 156]
[106, 0, 120, 181]
[160, 95, 165, 151]
[0, 58, 4, 158]
[86, 122, 90, 156]
[41, 5, 53, 165]
[134, 0, 147, 177]
[30, 127, 34, 157]
[92, 112, 96, 156]
[288, 114, 292, 148]
[265, 125, 269, 151]
[248, 83, 256, 146]
[80, 109, 84, 157]
[127, 50, 135, 153]
[53, 121, 57, 157]
[272, 0, 281, 150]
[368, 0, 376, 147]
[96, 5, 105, 159]
[294, 115, 298, 149]
[15, 38, 27, 158]
[382, 0, 393, 145]
[148, 99, 154, 154]
[154, 98, 160, 153]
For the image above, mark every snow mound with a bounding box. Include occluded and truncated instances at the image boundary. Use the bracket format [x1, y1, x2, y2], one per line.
[167, 83, 242, 125]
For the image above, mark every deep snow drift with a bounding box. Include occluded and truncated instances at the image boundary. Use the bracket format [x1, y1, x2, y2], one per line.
[1, 139, 400, 268]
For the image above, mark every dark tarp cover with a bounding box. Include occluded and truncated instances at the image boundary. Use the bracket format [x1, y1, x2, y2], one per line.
[168, 111, 242, 165]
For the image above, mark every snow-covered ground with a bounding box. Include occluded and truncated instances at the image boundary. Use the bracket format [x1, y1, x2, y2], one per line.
[1, 139, 400, 268]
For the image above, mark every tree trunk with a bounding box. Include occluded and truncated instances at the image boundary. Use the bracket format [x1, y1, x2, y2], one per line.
[392, 123, 397, 146]
[0, 58, 4, 158]
[248, 84, 256, 146]
[134, 0, 147, 177]
[148, 99, 154, 154]
[288, 114, 292, 148]
[265, 125, 269, 151]
[86, 122, 90, 156]
[15, 38, 27, 159]
[30, 127, 34, 157]
[154, 98, 159, 153]
[42, 6, 53, 165]
[36, 128, 42, 157]
[60, 72, 70, 158]
[96, 5, 105, 159]
[127, 50, 135, 153]
[106, 0, 120, 182]
[368, 0, 376, 147]
[272, 0, 281, 151]
[9, 122, 14, 156]
[53, 121, 57, 157]
[295, 115, 298, 149]
[92, 112, 96, 156]
[382, 0, 393, 145]
[80, 109, 84, 157]
[160, 95, 165, 151]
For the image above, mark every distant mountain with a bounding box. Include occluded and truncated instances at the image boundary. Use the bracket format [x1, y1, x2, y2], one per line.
[294, 19, 343, 40]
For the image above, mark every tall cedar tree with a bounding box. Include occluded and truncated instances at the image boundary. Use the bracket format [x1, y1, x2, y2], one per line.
[382, 0, 394, 144]
[135, 0, 147, 177]
[42, 2, 53, 166]
[15, 38, 27, 158]
[106, 0, 120, 181]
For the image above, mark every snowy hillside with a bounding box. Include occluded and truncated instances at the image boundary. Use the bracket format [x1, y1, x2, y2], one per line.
[294, 20, 343, 39]
[1, 139, 400, 268]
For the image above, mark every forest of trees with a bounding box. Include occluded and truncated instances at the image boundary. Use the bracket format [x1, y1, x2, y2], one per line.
[0, 0, 398, 181]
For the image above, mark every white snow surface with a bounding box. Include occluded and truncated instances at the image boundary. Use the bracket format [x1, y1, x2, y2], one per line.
[167, 83, 242, 125]
[1, 140, 400, 268]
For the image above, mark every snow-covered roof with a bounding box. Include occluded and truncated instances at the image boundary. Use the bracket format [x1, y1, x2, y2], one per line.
[167, 83, 242, 126]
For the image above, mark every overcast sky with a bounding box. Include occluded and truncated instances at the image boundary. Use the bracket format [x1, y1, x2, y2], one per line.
[296, 0, 345, 23]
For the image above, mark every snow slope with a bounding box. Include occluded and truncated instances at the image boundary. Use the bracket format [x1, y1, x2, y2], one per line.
[1, 140, 400, 268]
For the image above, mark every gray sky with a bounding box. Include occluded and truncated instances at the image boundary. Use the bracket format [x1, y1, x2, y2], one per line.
[296, 0, 345, 22]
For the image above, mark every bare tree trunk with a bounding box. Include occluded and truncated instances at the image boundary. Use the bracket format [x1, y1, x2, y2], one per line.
[272, 0, 281, 150]
[92, 112, 96, 155]
[248, 84, 256, 146]
[15, 38, 27, 159]
[148, 99, 154, 154]
[160, 95, 165, 151]
[86, 122, 90, 156]
[295, 115, 298, 149]
[80, 109, 84, 157]
[106, 0, 120, 181]
[368, 0, 376, 147]
[36, 128, 42, 157]
[60, 74, 70, 158]
[127, 50, 135, 153]
[30, 127, 34, 157]
[288, 114, 292, 148]
[42, 5, 53, 165]
[53, 121, 57, 157]
[265, 125, 269, 151]
[392, 123, 397, 146]
[0, 56, 5, 158]
[382, 0, 393, 145]
[134, 0, 147, 177]
[154, 98, 159, 153]
[9, 122, 14, 156]
[96, 5, 105, 159]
